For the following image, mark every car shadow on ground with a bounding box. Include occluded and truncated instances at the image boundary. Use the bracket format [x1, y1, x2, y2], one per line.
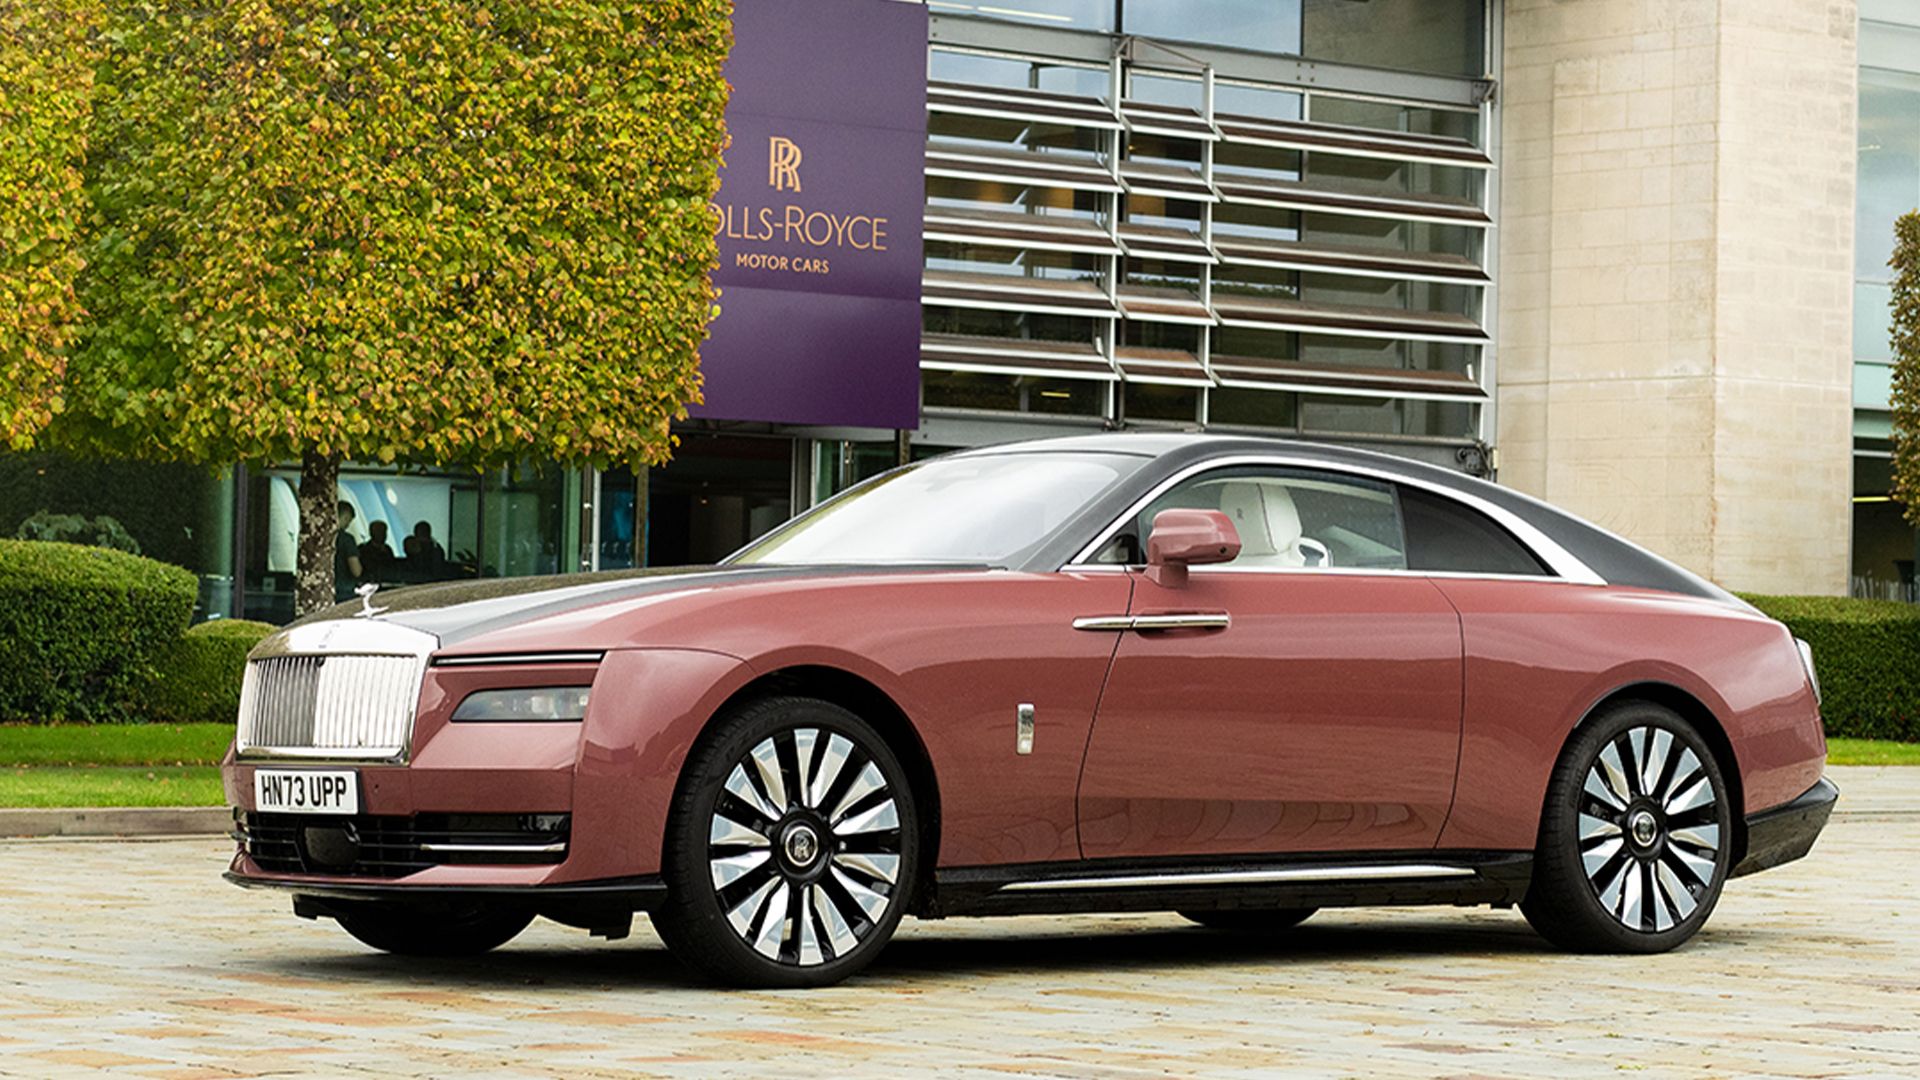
[237, 913, 1641, 992]
[881, 919, 1557, 974]
[246, 934, 695, 990]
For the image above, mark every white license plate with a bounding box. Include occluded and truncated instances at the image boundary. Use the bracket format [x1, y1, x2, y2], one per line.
[254, 769, 359, 814]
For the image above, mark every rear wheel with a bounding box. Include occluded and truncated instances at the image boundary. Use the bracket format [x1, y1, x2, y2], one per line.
[652, 696, 919, 988]
[1522, 702, 1732, 953]
[1179, 907, 1316, 932]
[334, 904, 533, 956]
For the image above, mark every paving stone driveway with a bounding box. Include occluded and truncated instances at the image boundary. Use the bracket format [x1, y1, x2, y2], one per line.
[0, 766, 1915, 1079]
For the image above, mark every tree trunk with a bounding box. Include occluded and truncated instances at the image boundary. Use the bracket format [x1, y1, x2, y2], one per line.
[295, 450, 342, 616]
[633, 464, 650, 568]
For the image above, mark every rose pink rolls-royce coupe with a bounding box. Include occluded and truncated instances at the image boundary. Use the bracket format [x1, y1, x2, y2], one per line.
[223, 434, 1836, 987]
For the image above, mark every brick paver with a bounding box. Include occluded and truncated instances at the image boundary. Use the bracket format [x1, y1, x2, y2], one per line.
[1, 766, 1915, 1078]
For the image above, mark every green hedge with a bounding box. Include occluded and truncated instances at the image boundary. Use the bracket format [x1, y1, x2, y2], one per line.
[141, 619, 273, 726]
[1742, 593, 1920, 742]
[0, 538, 196, 722]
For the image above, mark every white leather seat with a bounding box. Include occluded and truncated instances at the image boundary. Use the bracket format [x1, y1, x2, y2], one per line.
[1216, 481, 1309, 568]
[1259, 482, 1309, 566]
[1215, 481, 1272, 558]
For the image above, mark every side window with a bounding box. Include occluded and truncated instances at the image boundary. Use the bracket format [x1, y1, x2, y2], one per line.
[1094, 466, 1408, 571]
[1399, 487, 1552, 576]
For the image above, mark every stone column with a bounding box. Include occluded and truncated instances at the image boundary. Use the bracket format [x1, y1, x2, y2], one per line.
[1497, 0, 1857, 594]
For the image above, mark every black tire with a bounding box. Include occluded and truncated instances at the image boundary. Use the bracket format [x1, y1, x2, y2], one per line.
[1179, 907, 1317, 932]
[1522, 702, 1733, 953]
[652, 696, 920, 988]
[334, 903, 533, 957]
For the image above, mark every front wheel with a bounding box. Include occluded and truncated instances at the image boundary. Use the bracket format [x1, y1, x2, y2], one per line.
[334, 903, 533, 956]
[652, 696, 920, 988]
[1522, 703, 1733, 953]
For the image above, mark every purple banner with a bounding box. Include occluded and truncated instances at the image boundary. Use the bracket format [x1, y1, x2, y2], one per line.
[691, 0, 927, 430]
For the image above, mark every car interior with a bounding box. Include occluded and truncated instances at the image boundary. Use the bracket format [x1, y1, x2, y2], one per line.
[1095, 471, 1409, 571]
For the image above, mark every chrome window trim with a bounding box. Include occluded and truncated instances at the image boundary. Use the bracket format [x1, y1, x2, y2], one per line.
[1069, 563, 1574, 587]
[1064, 454, 1607, 586]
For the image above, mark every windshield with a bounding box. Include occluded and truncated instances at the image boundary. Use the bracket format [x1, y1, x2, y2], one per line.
[728, 451, 1145, 567]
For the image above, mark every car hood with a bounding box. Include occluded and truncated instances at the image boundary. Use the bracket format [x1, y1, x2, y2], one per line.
[281, 563, 975, 652]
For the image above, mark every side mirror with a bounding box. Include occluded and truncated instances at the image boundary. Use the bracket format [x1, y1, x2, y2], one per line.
[1145, 509, 1241, 588]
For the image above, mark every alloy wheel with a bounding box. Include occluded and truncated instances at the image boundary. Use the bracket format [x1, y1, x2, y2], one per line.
[1574, 725, 1722, 933]
[705, 727, 905, 967]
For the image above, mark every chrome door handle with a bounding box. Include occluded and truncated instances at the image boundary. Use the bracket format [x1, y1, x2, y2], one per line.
[1131, 613, 1231, 631]
[1071, 613, 1231, 632]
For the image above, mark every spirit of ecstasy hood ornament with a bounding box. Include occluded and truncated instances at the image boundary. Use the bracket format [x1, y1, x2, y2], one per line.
[354, 582, 388, 619]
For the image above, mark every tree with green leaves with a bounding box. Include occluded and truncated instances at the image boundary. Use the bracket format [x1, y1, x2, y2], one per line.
[1891, 212, 1920, 525]
[67, 0, 730, 613]
[0, 1, 96, 450]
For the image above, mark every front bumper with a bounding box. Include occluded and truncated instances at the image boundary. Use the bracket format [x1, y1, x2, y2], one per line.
[223, 868, 666, 910]
[223, 647, 751, 893]
[1731, 775, 1838, 878]
[226, 869, 666, 940]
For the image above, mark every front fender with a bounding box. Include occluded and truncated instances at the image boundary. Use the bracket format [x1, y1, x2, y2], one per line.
[570, 646, 757, 880]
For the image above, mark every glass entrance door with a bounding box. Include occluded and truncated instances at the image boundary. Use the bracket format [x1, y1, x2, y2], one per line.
[645, 434, 797, 566]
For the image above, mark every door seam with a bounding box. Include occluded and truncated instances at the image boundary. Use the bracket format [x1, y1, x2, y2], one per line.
[1070, 568, 1136, 862]
[1424, 575, 1470, 850]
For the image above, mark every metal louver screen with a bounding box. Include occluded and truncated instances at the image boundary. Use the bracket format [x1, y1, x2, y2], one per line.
[236, 654, 423, 759]
[920, 25, 1498, 437]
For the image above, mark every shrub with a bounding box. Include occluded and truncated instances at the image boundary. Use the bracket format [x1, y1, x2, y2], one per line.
[1741, 593, 1920, 742]
[142, 618, 274, 726]
[0, 538, 196, 722]
[14, 509, 142, 554]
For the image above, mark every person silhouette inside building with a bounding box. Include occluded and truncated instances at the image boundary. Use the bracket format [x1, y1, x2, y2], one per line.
[360, 520, 395, 583]
[334, 501, 362, 602]
[405, 520, 446, 578]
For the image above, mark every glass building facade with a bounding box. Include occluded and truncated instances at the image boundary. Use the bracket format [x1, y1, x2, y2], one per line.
[4, 0, 1504, 623]
[914, 1, 1496, 462]
[1851, 0, 1920, 600]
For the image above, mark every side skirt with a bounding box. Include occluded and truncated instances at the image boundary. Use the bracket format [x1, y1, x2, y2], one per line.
[924, 851, 1533, 919]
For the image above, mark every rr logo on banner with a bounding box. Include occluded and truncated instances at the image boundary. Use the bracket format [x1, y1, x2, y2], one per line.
[768, 136, 803, 192]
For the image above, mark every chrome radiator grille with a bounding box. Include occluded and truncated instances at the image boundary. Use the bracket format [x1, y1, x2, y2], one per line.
[236, 653, 425, 760]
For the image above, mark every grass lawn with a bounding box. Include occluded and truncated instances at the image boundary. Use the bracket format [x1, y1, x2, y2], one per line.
[0, 723, 231, 808]
[0, 722, 231, 767]
[0, 766, 224, 808]
[1825, 737, 1920, 766]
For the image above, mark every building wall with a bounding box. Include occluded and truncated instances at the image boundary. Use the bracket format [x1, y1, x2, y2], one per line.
[1498, 0, 1857, 594]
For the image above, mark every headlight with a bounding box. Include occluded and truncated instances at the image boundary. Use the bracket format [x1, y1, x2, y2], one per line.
[451, 686, 591, 722]
[1794, 638, 1821, 706]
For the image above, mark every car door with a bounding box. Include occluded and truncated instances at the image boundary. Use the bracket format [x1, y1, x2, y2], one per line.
[1074, 464, 1465, 859]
